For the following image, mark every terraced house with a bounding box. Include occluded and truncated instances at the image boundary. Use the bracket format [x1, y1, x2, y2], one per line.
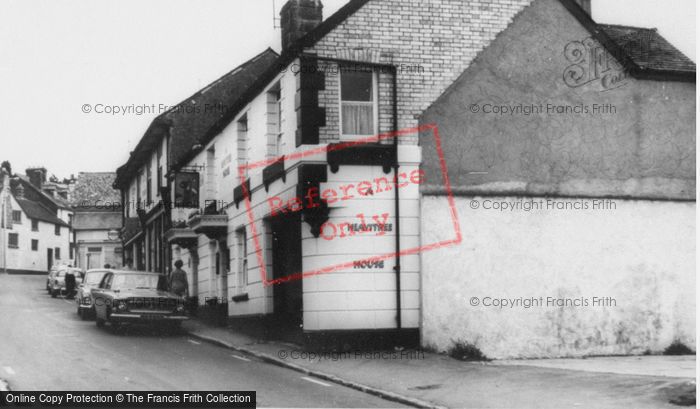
[115, 0, 694, 354]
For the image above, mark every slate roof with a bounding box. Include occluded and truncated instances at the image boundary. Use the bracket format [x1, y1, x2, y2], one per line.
[115, 0, 695, 183]
[14, 198, 69, 227]
[71, 172, 121, 209]
[560, 0, 695, 81]
[114, 48, 280, 188]
[598, 24, 696, 74]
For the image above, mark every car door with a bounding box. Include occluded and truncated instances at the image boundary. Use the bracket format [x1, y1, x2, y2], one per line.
[92, 273, 112, 320]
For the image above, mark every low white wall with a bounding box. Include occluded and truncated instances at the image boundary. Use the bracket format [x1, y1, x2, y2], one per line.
[420, 195, 695, 359]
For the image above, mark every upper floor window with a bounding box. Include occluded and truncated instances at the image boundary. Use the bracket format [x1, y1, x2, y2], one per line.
[54, 225, 60, 236]
[55, 247, 61, 260]
[31, 239, 38, 251]
[146, 164, 153, 205]
[31, 219, 38, 231]
[12, 210, 21, 224]
[340, 69, 377, 138]
[157, 165, 163, 197]
[136, 172, 142, 208]
[267, 82, 283, 158]
[237, 114, 249, 180]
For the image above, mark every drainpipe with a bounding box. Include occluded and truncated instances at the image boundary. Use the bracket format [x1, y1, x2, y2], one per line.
[391, 66, 401, 330]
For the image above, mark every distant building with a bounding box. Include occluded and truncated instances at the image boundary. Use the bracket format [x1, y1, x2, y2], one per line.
[0, 167, 73, 274]
[70, 172, 122, 270]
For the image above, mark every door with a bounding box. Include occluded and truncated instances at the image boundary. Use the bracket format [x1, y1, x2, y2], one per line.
[47, 248, 53, 270]
[270, 212, 303, 333]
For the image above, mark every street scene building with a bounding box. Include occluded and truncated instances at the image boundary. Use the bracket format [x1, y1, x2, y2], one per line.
[110, 0, 695, 355]
[419, 0, 695, 359]
[71, 172, 123, 270]
[0, 167, 73, 273]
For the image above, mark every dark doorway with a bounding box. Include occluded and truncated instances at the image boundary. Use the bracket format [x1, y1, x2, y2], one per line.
[47, 248, 53, 270]
[270, 212, 303, 342]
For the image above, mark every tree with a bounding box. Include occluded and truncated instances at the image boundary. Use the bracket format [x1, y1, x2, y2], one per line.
[1, 161, 11, 176]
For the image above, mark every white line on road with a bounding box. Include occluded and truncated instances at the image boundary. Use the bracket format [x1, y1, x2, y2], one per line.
[301, 376, 332, 387]
[230, 354, 251, 362]
[3, 367, 15, 375]
[188, 339, 201, 345]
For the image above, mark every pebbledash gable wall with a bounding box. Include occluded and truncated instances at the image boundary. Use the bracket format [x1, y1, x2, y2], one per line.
[305, 0, 533, 144]
[419, 0, 695, 358]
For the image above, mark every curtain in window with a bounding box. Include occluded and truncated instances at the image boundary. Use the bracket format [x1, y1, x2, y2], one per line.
[342, 102, 374, 135]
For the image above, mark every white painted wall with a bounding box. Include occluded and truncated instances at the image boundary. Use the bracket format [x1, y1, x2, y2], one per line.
[4, 195, 70, 272]
[420, 195, 695, 359]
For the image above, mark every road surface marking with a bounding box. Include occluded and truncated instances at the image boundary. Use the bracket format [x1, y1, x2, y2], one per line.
[3, 367, 15, 375]
[231, 354, 251, 362]
[188, 339, 201, 345]
[301, 376, 331, 387]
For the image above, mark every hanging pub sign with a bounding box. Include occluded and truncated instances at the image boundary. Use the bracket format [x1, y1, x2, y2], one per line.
[173, 172, 199, 208]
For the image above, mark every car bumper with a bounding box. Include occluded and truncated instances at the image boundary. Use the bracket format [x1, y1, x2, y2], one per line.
[109, 313, 189, 322]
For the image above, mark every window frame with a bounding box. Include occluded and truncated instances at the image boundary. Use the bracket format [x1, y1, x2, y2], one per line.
[54, 224, 60, 236]
[31, 239, 38, 251]
[31, 219, 39, 232]
[236, 227, 248, 294]
[338, 68, 379, 140]
[11, 210, 21, 224]
[8, 232, 18, 248]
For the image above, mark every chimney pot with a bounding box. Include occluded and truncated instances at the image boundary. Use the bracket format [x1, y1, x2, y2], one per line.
[280, 0, 323, 51]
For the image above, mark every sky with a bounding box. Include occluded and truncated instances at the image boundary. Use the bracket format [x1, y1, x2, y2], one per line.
[0, 0, 695, 179]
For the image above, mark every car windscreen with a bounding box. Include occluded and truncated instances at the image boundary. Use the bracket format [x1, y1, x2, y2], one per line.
[111, 274, 160, 290]
[84, 272, 106, 285]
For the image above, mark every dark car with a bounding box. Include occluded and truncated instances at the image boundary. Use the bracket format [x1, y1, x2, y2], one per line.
[75, 269, 109, 320]
[92, 270, 188, 331]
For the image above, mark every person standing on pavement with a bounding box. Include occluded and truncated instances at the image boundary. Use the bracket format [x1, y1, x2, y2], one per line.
[169, 260, 189, 297]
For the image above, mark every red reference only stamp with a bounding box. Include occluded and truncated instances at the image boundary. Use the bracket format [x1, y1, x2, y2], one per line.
[237, 124, 461, 286]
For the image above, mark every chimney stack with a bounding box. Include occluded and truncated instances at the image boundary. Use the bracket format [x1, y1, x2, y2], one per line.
[280, 0, 323, 51]
[26, 167, 46, 189]
[15, 183, 24, 199]
[574, 0, 591, 15]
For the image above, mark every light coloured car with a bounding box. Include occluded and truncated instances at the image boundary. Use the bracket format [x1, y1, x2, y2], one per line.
[75, 269, 109, 320]
[49, 266, 83, 298]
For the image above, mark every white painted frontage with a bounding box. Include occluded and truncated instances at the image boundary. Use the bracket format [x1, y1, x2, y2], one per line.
[1, 195, 70, 273]
[420, 195, 695, 359]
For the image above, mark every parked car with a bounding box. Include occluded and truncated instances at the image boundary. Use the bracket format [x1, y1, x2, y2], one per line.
[75, 269, 109, 320]
[92, 270, 188, 331]
[49, 266, 84, 298]
[46, 266, 59, 294]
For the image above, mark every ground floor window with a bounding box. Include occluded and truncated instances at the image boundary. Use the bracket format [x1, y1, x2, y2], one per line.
[31, 239, 38, 251]
[55, 247, 61, 259]
[8, 233, 18, 248]
[236, 228, 247, 292]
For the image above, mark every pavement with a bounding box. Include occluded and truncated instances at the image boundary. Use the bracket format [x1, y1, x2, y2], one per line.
[184, 316, 697, 409]
[0, 274, 401, 408]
